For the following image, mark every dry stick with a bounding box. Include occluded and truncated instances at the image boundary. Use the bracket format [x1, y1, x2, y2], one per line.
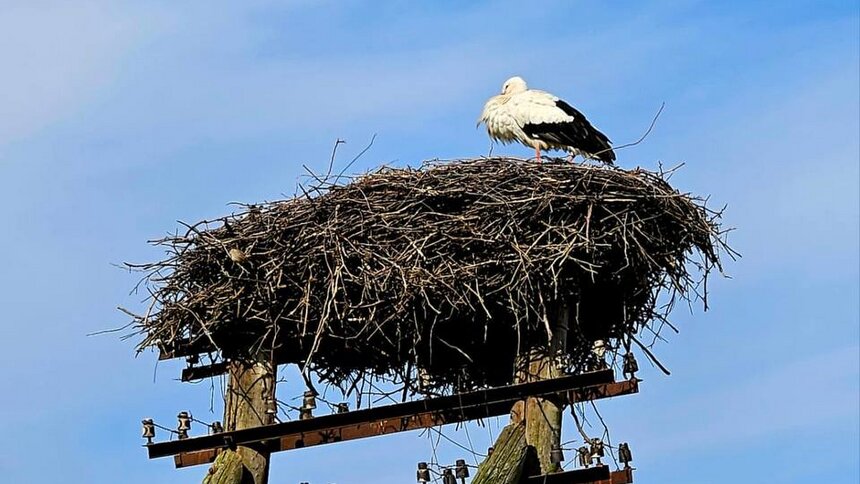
[591, 102, 666, 161]
[89, 317, 136, 337]
[630, 334, 671, 376]
[335, 133, 377, 182]
[569, 404, 591, 442]
[589, 400, 620, 469]
[327, 138, 346, 180]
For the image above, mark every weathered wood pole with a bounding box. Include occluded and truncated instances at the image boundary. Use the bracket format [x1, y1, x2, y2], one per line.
[202, 449, 243, 484]
[471, 423, 537, 484]
[512, 303, 569, 475]
[204, 355, 276, 484]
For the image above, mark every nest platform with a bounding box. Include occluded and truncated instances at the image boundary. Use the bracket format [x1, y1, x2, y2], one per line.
[129, 157, 727, 395]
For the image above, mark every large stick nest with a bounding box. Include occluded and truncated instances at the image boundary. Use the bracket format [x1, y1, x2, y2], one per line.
[129, 158, 729, 395]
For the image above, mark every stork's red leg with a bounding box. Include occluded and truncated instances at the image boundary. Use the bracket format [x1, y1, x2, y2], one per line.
[535, 147, 541, 163]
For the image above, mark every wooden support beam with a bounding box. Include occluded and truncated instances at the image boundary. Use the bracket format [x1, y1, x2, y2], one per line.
[525, 465, 633, 484]
[169, 351, 643, 395]
[147, 370, 616, 466]
[158, 337, 214, 360]
[524, 466, 610, 483]
[568, 379, 639, 404]
[154, 373, 640, 469]
[524, 466, 633, 484]
[605, 468, 634, 484]
[181, 362, 230, 381]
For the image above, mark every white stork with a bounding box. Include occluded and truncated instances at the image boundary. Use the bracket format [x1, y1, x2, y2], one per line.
[479, 76, 616, 164]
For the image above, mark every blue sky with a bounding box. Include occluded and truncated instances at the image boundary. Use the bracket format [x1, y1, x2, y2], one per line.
[0, 1, 857, 483]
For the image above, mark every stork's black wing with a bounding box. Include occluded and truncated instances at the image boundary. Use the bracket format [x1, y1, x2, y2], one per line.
[522, 100, 616, 164]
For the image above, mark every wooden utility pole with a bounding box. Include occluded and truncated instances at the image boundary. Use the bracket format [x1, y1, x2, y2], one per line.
[512, 303, 569, 474]
[205, 356, 276, 484]
[471, 423, 537, 484]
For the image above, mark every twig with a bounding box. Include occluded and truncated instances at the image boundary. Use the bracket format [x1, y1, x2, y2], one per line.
[592, 102, 666, 160]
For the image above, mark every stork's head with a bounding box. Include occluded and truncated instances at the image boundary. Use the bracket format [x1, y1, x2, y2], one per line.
[501, 76, 528, 95]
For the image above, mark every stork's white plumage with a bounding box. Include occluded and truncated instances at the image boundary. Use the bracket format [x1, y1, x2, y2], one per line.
[479, 76, 616, 164]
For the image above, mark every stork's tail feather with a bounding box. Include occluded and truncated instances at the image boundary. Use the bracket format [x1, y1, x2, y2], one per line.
[578, 148, 615, 165]
[596, 149, 616, 165]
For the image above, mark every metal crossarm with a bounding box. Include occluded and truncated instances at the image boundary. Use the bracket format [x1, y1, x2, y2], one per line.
[146, 370, 638, 468]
